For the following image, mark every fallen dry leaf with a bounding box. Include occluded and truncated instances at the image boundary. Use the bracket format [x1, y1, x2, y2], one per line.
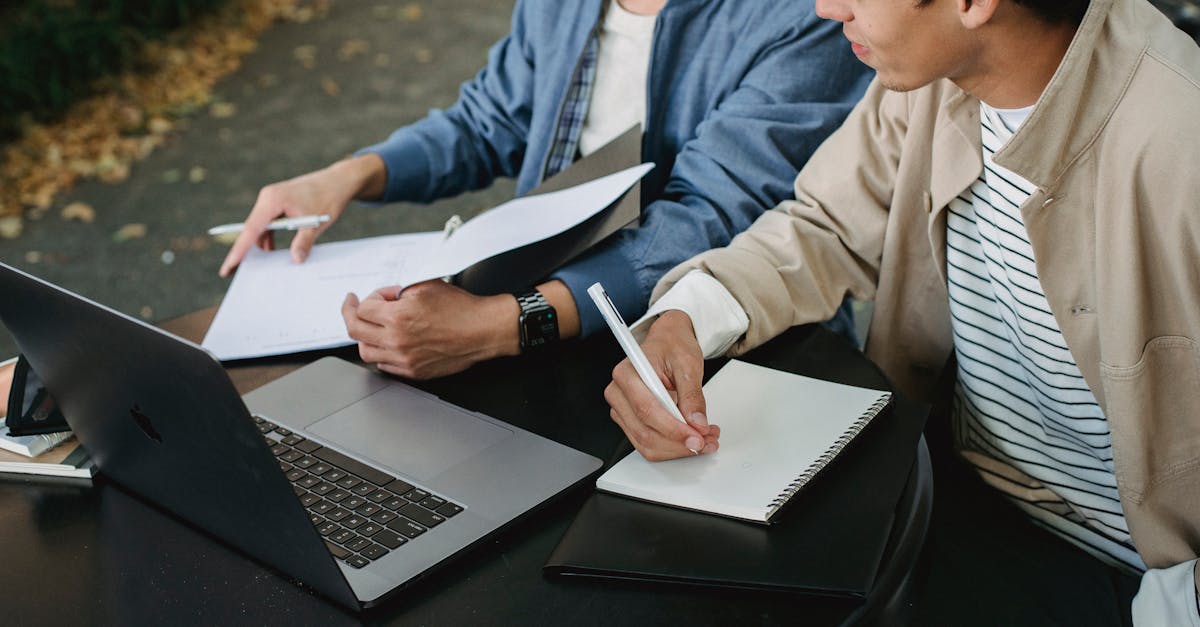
[294, 44, 318, 69]
[338, 39, 369, 61]
[61, 201, 96, 223]
[209, 102, 237, 118]
[321, 77, 341, 96]
[0, 216, 24, 239]
[113, 223, 148, 242]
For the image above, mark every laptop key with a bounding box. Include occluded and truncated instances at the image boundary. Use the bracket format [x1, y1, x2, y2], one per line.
[297, 476, 321, 489]
[310, 482, 336, 496]
[419, 496, 446, 510]
[318, 522, 338, 536]
[404, 489, 430, 503]
[346, 555, 371, 569]
[309, 462, 333, 476]
[342, 516, 367, 529]
[300, 493, 320, 507]
[345, 536, 371, 552]
[281, 434, 304, 446]
[436, 502, 464, 518]
[325, 541, 351, 560]
[291, 485, 305, 497]
[360, 543, 390, 561]
[343, 496, 368, 511]
[366, 489, 392, 504]
[323, 469, 347, 483]
[336, 476, 363, 490]
[270, 443, 291, 456]
[295, 440, 322, 454]
[370, 510, 398, 525]
[311, 447, 395, 486]
[330, 529, 355, 545]
[257, 423, 275, 434]
[310, 513, 323, 525]
[286, 469, 307, 482]
[279, 450, 303, 463]
[312, 500, 335, 515]
[351, 484, 376, 497]
[399, 503, 445, 528]
[357, 523, 382, 537]
[325, 489, 350, 503]
[293, 456, 318, 469]
[386, 518, 427, 539]
[382, 497, 406, 511]
[384, 478, 414, 495]
[372, 530, 406, 549]
[274, 427, 292, 437]
[326, 508, 351, 522]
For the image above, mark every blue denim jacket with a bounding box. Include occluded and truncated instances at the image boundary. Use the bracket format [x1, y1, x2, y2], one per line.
[362, 0, 872, 337]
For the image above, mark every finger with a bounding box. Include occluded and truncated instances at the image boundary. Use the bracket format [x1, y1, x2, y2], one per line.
[289, 227, 320, 264]
[342, 294, 389, 346]
[219, 227, 263, 277]
[672, 361, 709, 435]
[259, 229, 275, 252]
[612, 360, 703, 452]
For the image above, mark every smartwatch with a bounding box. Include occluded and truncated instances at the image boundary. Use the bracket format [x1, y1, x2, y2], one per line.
[516, 288, 558, 353]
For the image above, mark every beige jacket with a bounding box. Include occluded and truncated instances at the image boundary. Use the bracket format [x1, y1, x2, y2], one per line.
[656, 0, 1200, 574]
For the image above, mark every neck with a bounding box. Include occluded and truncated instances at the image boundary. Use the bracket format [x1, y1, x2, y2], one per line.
[617, 0, 667, 16]
[953, 10, 1078, 109]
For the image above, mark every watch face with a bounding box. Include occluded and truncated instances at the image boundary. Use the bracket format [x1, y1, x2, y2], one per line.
[521, 309, 558, 348]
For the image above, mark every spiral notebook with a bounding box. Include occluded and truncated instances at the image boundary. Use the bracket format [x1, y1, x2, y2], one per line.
[595, 360, 891, 524]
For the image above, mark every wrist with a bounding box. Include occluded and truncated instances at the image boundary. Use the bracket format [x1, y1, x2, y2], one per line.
[329, 153, 387, 202]
[486, 293, 522, 359]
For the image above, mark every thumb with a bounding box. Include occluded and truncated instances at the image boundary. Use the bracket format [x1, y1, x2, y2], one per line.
[673, 363, 709, 435]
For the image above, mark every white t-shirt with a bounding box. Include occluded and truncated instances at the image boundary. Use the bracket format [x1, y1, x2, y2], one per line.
[578, 0, 657, 157]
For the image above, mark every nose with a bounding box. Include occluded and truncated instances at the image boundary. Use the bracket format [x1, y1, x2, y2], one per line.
[815, 0, 853, 22]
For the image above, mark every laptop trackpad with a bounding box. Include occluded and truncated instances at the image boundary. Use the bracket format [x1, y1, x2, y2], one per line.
[306, 385, 512, 482]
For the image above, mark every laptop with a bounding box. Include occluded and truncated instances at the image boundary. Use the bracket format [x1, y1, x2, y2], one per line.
[0, 262, 602, 610]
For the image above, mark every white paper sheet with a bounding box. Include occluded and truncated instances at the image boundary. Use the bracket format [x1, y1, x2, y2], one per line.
[202, 163, 652, 360]
[202, 232, 441, 360]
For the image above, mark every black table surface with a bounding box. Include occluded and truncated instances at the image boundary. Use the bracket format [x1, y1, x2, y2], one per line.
[0, 309, 919, 626]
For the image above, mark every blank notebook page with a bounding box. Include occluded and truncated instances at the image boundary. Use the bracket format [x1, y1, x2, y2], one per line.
[596, 360, 891, 523]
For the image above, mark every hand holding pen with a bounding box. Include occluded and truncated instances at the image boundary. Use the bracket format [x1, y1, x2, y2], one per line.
[590, 283, 719, 461]
[218, 154, 388, 277]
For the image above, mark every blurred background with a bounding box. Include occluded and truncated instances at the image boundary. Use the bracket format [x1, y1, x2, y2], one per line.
[0, 0, 1197, 359]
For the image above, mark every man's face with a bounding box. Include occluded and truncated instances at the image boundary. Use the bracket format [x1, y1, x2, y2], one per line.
[816, 0, 976, 92]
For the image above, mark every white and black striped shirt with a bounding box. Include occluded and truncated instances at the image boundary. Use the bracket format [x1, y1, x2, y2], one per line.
[945, 103, 1144, 573]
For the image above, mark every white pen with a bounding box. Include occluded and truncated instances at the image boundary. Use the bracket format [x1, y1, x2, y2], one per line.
[587, 282, 699, 455]
[207, 214, 331, 236]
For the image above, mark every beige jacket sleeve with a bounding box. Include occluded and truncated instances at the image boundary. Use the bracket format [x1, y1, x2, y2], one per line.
[652, 78, 905, 355]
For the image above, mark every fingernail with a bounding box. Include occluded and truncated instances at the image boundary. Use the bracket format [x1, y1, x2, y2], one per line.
[690, 412, 708, 429]
[685, 436, 702, 452]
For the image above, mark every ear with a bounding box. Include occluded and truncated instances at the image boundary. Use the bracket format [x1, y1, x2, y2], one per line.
[958, 0, 1000, 30]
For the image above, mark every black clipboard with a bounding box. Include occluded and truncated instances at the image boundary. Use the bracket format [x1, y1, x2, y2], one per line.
[544, 329, 931, 599]
[454, 125, 643, 295]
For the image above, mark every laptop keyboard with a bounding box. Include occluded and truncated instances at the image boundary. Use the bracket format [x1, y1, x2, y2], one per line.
[255, 415, 464, 569]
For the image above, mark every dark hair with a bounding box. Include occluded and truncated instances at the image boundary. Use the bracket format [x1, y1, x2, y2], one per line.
[916, 0, 1090, 25]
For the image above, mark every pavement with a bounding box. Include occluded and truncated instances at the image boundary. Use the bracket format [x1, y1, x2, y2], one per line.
[1, 1, 1197, 360]
[0, 0, 516, 358]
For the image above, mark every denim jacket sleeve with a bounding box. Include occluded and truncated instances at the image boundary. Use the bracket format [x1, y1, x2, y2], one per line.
[551, 14, 872, 336]
[357, 0, 537, 202]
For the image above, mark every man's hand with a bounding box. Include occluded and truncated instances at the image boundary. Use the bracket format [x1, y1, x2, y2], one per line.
[603, 310, 720, 461]
[341, 280, 521, 379]
[219, 154, 386, 277]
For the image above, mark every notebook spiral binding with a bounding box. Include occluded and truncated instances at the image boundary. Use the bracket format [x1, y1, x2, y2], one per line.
[766, 394, 892, 517]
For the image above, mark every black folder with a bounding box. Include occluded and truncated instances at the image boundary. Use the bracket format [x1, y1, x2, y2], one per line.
[544, 332, 930, 599]
[455, 125, 643, 295]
